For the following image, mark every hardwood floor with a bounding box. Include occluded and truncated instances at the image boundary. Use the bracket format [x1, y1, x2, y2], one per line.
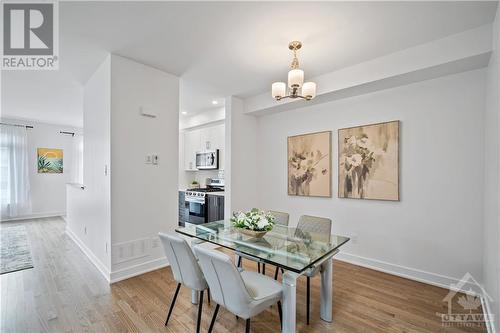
[1, 217, 487, 333]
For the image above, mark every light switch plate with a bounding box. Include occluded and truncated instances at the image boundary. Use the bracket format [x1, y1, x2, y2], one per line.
[145, 155, 152, 164]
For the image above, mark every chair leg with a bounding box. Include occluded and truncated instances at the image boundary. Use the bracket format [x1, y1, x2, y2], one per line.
[207, 288, 211, 305]
[197, 291, 204, 333]
[274, 266, 279, 280]
[237, 256, 242, 268]
[165, 283, 181, 326]
[306, 277, 310, 325]
[208, 304, 220, 333]
[257, 262, 261, 273]
[262, 263, 266, 275]
[277, 301, 282, 328]
[245, 318, 251, 333]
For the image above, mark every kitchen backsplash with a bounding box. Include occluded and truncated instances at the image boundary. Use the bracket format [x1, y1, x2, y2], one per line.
[182, 169, 221, 189]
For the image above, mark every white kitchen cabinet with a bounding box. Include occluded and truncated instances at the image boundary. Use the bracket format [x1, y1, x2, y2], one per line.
[200, 127, 211, 151]
[183, 123, 225, 171]
[184, 129, 200, 171]
[212, 124, 225, 169]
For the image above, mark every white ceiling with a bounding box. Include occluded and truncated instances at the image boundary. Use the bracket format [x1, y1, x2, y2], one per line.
[1, 1, 497, 126]
[1, 70, 83, 127]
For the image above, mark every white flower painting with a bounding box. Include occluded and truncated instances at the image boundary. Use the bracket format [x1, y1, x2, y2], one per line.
[338, 121, 399, 201]
[288, 131, 331, 197]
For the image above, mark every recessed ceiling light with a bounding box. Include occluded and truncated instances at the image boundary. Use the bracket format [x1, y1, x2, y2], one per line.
[181, 111, 187, 115]
[212, 100, 218, 105]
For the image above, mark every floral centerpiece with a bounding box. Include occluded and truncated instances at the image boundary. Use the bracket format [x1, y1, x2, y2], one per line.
[231, 208, 276, 238]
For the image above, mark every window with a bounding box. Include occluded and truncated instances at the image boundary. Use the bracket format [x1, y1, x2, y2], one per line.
[0, 124, 31, 218]
[0, 146, 10, 206]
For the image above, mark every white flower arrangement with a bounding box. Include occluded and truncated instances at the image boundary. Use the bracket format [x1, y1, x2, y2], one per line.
[231, 208, 276, 232]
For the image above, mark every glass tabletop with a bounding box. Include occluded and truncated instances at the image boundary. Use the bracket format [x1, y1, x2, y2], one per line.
[176, 220, 350, 274]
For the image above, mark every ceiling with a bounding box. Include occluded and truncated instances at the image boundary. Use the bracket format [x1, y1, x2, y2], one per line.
[1, 1, 497, 127]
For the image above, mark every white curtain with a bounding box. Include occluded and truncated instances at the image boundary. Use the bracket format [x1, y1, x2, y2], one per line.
[70, 134, 83, 184]
[0, 124, 32, 218]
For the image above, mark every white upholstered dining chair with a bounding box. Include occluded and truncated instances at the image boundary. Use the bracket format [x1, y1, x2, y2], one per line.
[194, 245, 283, 333]
[158, 233, 209, 333]
[294, 215, 332, 325]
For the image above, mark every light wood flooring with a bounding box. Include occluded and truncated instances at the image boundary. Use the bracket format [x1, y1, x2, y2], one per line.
[0, 217, 487, 333]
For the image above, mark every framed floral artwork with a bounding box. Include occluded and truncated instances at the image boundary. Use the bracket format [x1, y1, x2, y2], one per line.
[288, 131, 331, 197]
[338, 121, 399, 201]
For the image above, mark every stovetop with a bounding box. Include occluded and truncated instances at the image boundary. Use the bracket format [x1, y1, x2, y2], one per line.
[186, 188, 224, 193]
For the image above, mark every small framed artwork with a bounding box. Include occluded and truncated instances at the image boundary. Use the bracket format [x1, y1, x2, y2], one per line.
[37, 148, 63, 173]
[338, 120, 399, 201]
[288, 131, 332, 197]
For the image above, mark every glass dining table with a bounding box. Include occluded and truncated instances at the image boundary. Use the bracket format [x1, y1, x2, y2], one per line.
[176, 220, 350, 333]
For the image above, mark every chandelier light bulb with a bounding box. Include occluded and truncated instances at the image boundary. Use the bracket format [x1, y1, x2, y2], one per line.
[272, 82, 286, 99]
[288, 69, 304, 88]
[302, 82, 317, 100]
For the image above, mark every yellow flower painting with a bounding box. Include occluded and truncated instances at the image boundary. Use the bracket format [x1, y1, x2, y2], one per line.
[37, 148, 63, 173]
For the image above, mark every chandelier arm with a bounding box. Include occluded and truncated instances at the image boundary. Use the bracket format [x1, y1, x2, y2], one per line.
[275, 94, 312, 101]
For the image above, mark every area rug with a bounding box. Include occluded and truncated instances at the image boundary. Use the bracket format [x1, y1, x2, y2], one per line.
[0, 225, 34, 274]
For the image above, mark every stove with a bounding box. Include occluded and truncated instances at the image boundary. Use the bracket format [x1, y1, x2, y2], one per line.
[186, 187, 223, 193]
[183, 179, 224, 226]
[186, 188, 223, 202]
[184, 188, 224, 225]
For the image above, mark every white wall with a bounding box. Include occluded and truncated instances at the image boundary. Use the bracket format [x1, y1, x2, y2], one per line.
[1, 71, 84, 128]
[254, 69, 486, 288]
[483, 4, 500, 330]
[180, 107, 225, 130]
[110, 55, 179, 281]
[225, 96, 258, 218]
[66, 55, 112, 276]
[0, 119, 81, 220]
[66, 54, 179, 282]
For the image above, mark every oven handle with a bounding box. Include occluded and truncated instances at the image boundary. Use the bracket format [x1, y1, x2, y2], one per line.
[185, 198, 206, 204]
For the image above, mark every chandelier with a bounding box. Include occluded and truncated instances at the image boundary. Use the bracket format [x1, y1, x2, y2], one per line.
[272, 41, 316, 101]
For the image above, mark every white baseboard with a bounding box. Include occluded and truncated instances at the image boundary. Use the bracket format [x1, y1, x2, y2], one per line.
[335, 252, 480, 293]
[65, 227, 111, 283]
[1, 211, 65, 222]
[110, 257, 169, 284]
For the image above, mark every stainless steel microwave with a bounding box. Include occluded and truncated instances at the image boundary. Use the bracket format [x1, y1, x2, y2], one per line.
[196, 150, 219, 170]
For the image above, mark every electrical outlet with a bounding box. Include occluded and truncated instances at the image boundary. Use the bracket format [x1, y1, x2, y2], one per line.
[84, 226, 87, 235]
[152, 154, 158, 165]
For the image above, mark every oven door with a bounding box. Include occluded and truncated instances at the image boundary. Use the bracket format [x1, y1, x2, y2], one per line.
[185, 198, 206, 225]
